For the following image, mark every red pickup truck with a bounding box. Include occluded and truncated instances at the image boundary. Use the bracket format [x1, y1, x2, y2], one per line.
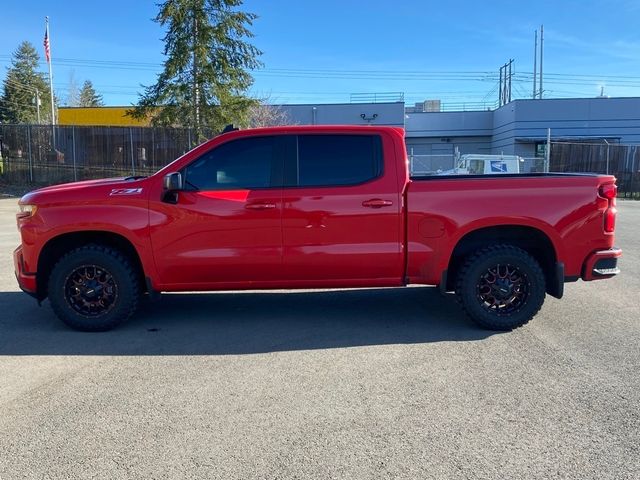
[14, 125, 621, 331]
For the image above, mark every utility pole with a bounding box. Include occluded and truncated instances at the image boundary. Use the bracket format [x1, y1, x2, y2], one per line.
[499, 66, 503, 106]
[36, 90, 41, 124]
[34, 88, 41, 123]
[503, 62, 508, 105]
[533, 30, 537, 99]
[498, 60, 514, 107]
[508, 59, 512, 103]
[539, 24, 544, 99]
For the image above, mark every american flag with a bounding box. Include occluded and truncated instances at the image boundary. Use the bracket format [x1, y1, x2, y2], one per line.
[43, 28, 50, 63]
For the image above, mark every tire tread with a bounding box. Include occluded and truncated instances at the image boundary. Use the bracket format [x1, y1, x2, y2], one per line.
[455, 244, 545, 330]
[49, 244, 139, 331]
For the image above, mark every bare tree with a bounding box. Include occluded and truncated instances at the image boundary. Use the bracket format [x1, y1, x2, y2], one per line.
[246, 97, 294, 128]
[66, 71, 80, 107]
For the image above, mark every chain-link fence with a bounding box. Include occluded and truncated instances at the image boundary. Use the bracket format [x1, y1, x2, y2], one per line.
[0, 124, 211, 186]
[409, 154, 456, 174]
[1, 125, 639, 198]
[409, 144, 640, 198]
[409, 154, 544, 176]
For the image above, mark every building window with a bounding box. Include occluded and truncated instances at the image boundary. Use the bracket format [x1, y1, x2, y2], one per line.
[535, 142, 547, 158]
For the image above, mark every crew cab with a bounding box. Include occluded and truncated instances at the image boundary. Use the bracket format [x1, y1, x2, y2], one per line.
[14, 125, 621, 331]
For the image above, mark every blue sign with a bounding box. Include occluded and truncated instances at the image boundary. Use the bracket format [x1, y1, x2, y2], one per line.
[490, 161, 508, 173]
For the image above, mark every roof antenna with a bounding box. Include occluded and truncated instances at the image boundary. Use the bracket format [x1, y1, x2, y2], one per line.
[222, 124, 239, 133]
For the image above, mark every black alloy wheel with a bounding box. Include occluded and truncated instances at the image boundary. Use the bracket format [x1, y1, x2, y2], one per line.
[49, 245, 139, 331]
[476, 263, 530, 316]
[64, 265, 118, 317]
[456, 244, 546, 330]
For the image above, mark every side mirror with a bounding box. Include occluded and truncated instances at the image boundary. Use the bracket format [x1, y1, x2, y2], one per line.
[163, 172, 183, 191]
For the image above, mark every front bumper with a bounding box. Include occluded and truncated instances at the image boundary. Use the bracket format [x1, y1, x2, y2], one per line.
[14, 245, 37, 294]
[582, 248, 622, 281]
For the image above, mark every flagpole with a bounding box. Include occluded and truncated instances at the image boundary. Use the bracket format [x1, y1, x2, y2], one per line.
[45, 16, 56, 149]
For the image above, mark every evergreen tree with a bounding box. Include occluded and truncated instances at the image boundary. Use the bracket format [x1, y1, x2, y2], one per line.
[129, 0, 262, 138]
[0, 41, 53, 124]
[79, 80, 104, 107]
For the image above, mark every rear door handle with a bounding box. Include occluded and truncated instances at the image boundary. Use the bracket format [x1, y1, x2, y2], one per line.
[362, 199, 393, 208]
[245, 202, 276, 210]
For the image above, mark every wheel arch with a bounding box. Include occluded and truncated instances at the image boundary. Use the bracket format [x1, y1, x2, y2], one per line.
[444, 224, 561, 298]
[36, 230, 147, 300]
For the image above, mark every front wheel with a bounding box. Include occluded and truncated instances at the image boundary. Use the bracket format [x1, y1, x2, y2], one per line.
[455, 244, 546, 331]
[48, 245, 140, 331]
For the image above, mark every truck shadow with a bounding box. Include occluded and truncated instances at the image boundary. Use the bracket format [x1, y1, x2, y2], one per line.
[0, 287, 498, 355]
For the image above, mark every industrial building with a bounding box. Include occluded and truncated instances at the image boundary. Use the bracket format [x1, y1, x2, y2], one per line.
[276, 97, 640, 157]
[58, 96, 640, 160]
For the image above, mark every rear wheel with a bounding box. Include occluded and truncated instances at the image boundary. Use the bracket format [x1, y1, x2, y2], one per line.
[48, 245, 139, 331]
[455, 244, 545, 330]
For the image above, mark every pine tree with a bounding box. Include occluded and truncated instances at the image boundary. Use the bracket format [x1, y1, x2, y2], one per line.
[78, 80, 104, 107]
[129, 0, 262, 138]
[0, 41, 53, 124]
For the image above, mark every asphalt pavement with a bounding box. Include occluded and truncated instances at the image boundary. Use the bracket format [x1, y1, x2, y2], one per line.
[0, 197, 638, 480]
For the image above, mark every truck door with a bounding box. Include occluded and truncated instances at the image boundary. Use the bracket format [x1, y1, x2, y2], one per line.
[149, 135, 284, 287]
[281, 133, 404, 284]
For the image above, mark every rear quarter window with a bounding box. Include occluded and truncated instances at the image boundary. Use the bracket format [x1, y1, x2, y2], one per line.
[297, 134, 382, 187]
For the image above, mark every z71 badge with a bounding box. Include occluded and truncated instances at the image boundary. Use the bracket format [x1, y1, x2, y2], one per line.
[110, 188, 143, 196]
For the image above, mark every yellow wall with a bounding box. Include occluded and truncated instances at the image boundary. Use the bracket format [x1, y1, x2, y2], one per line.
[58, 107, 151, 126]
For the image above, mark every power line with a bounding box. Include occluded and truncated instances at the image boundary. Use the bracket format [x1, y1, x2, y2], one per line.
[1, 54, 639, 81]
[3, 77, 43, 93]
[2, 54, 640, 84]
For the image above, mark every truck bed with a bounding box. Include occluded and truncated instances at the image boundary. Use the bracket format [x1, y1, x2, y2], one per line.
[405, 173, 616, 285]
[410, 172, 601, 181]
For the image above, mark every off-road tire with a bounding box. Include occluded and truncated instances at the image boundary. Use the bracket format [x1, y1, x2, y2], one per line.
[455, 244, 546, 331]
[48, 244, 139, 331]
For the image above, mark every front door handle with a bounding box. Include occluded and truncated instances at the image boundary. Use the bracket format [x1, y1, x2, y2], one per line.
[245, 202, 276, 210]
[362, 199, 393, 208]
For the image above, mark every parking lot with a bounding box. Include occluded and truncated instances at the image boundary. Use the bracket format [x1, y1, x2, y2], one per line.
[0, 196, 638, 480]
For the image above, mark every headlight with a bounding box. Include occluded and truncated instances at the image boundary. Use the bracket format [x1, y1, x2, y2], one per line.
[17, 204, 37, 219]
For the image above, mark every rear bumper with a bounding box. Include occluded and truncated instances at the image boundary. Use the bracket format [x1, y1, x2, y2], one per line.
[14, 245, 37, 294]
[582, 247, 622, 281]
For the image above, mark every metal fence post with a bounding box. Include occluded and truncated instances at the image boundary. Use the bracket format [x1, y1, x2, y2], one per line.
[151, 127, 155, 169]
[409, 147, 414, 174]
[129, 127, 135, 176]
[27, 124, 33, 183]
[545, 128, 551, 172]
[604, 139, 610, 175]
[72, 126, 77, 181]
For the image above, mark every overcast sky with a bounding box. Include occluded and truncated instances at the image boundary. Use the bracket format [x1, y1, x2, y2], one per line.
[1, 0, 639, 107]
